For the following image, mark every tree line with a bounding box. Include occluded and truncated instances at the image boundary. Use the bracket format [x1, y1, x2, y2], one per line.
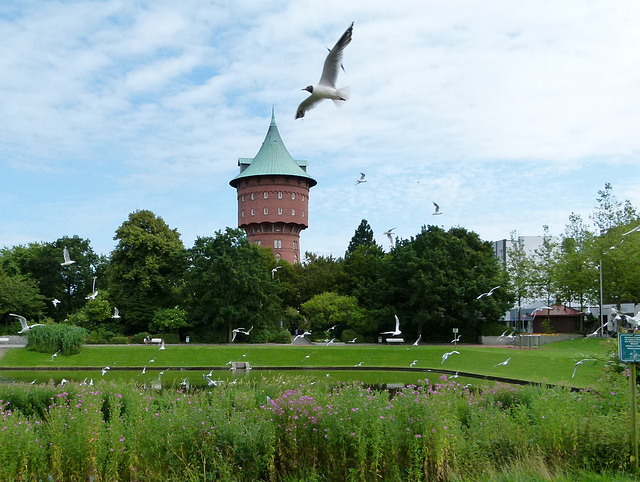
[1, 184, 638, 343]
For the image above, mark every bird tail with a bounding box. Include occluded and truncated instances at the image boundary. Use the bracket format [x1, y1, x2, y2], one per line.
[332, 86, 351, 106]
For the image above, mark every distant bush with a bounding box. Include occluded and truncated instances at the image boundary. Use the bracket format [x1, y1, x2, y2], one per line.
[110, 336, 129, 345]
[480, 322, 510, 336]
[152, 333, 180, 344]
[26, 324, 86, 355]
[341, 329, 362, 343]
[130, 332, 151, 344]
[269, 329, 292, 344]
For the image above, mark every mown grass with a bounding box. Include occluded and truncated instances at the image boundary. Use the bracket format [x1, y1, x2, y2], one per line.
[0, 337, 616, 387]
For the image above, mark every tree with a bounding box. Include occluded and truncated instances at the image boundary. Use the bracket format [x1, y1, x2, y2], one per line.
[0, 236, 102, 321]
[345, 219, 379, 256]
[151, 308, 188, 334]
[530, 225, 558, 307]
[300, 292, 368, 336]
[0, 272, 47, 331]
[185, 228, 282, 342]
[108, 210, 187, 334]
[505, 231, 534, 326]
[590, 183, 637, 235]
[292, 252, 346, 306]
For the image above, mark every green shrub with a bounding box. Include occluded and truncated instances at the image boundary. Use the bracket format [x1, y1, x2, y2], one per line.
[130, 332, 151, 344]
[25, 324, 86, 355]
[152, 333, 180, 344]
[480, 322, 510, 336]
[341, 329, 362, 343]
[269, 328, 292, 344]
[110, 336, 129, 345]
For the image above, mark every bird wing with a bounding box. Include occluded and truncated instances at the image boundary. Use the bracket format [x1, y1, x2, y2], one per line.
[433, 202, 440, 213]
[359, 173, 366, 180]
[394, 315, 400, 332]
[318, 22, 353, 88]
[10, 313, 28, 330]
[296, 95, 325, 119]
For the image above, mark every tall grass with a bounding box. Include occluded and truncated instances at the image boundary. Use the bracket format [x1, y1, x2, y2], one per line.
[0, 371, 636, 481]
[26, 324, 87, 355]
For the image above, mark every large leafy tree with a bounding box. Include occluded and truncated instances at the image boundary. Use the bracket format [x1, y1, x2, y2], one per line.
[301, 292, 368, 336]
[530, 225, 558, 307]
[505, 231, 535, 324]
[384, 225, 510, 341]
[292, 252, 346, 306]
[0, 271, 47, 331]
[185, 228, 281, 342]
[0, 236, 102, 321]
[108, 210, 187, 334]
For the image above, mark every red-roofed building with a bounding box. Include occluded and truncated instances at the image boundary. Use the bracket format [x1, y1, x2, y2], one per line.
[531, 304, 582, 333]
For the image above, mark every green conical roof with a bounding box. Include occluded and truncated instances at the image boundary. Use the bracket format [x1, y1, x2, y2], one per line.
[229, 111, 317, 187]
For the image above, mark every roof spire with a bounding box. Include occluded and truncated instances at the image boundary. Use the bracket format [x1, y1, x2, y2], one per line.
[270, 105, 276, 126]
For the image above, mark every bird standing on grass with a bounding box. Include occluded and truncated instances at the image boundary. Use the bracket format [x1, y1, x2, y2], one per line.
[296, 22, 354, 119]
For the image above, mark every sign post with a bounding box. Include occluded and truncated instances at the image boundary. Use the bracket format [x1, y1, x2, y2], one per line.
[452, 328, 459, 347]
[619, 333, 640, 470]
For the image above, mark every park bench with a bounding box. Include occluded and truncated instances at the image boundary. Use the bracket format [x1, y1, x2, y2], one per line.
[149, 338, 163, 345]
[0, 337, 10, 344]
[386, 338, 405, 345]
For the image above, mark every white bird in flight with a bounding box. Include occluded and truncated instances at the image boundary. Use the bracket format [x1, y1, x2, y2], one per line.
[409, 360, 418, 368]
[622, 223, 640, 236]
[348, 337, 357, 343]
[293, 330, 312, 342]
[384, 228, 395, 245]
[10, 313, 44, 334]
[477, 286, 501, 299]
[381, 315, 402, 336]
[232, 326, 253, 341]
[441, 351, 460, 364]
[51, 350, 60, 362]
[495, 357, 512, 367]
[325, 338, 336, 346]
[355, 361, 364, 367]
[271, 266, 282, 279]
[295, 22, 354, 119]
[572, 359, 598, 378]
[52, 299, 61, 308]
[61, 247, 75, 266]
[413, 335, 422, 346]
[451, 334, 461, 343]
[112, 307, 120, 319]
[356, 173, 366, 185]
[432, 202, 442, 215]
[159, 339, 166, 350]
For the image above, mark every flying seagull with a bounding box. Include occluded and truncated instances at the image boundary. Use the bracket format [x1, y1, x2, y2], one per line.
[451, 334, 461, 343]
[52, 299, 61, 308]
[295, 22, 354, 119]
[383, 228, 396, 245]
[413, 335, 422, 346]
[159, 339, 166, 350]
[495, 357, 512, 367]
[477, 286, 501, 299]
[356, 173, 366, 185]
[293, 330, 312, 342]
[112, 307, 121, 319]
[348, 337, 357, 343]
[355, 361, 364, 367]
[232, 326, 253, 342]
[86, 276, 98, 300]
[61, 247, 75, 266]
[572, 359, 598, 378]
[409, 360, 418, 368]
[432, 202, 442, 215]
[10, 313, 44, 334]
[271, 266, 282, 280]
[622, 223, 640, 236]
[381, 315, 402, 336]
[51, 350, 60, 362]
[441, 351, 460, 364]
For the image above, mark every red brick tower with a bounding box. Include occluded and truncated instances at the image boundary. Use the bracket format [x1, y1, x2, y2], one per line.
[229, 111, 316, 264]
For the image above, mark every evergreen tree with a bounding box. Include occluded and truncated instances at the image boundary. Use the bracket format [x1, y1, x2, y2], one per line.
[345, 219, 379, 256]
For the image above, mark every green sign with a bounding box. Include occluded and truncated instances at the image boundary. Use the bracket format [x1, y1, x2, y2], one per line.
[619, 333, 640, 363]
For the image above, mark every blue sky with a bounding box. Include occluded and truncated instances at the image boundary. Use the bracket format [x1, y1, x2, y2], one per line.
[2, 0, 639, 258]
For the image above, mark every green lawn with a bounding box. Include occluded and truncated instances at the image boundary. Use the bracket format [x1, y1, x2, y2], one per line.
[0, 337, 617, 387]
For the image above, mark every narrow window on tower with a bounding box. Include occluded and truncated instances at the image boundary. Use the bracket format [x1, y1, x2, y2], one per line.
[292, 192, 296, 200]
[292, 208, 295, 215]
[294, 254, 298, 264]
[293, 240, 298, 251]
[251, 193, 255, 200]
[256, 240, 261, 246]
[264, 208, 268, 215]
[241, 194, 245, 202]
[264, 192, 268, 199]
[241, 210, 245, 218]
[278, 192, 283, 199]
[278, 208, 282, 215]
[251, 209, 255, 216]
[302, 194, 306, 201]
[274, 239, 282, 249]
[302, 210, 305, 217]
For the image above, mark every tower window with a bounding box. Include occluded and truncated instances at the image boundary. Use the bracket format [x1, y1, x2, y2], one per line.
[294, 254, 298, 264]
[292, 193, 296, 200]
[251, 193, 255, 200]
[302, 194, 306, 202]
[256, 240, 261, 246]
[264, 208, 268, 215]
[293, 240, 298, 251]
[251, 209, 255, 216]
[264, 192, 268, 199]
[292, 208, 295, 215]
[274, 239, 282, 249]
[302, 210, 305, 217]
[278, 208, 282, 215]
[241, 210, 245, 218]
[278, 192, 283, 199]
